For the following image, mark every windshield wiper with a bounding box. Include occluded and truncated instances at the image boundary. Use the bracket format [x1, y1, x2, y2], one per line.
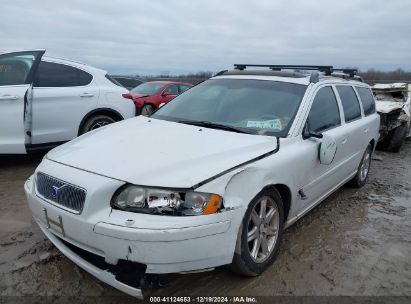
[178, 120, 250, 134]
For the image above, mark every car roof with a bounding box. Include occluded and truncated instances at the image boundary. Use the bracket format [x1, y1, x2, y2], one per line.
[213, 70, 366, 86]
[213, 65, 366, 86]
[0, 49, 107, 75]
[372, 83, 409, 91]
[42, 55, 107, 75]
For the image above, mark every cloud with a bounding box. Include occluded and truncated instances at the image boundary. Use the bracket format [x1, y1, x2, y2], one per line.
[1, 0, 411, 74]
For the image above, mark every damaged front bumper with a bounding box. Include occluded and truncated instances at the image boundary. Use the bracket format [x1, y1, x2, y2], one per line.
[24, 166, 241, 298]
[37, 220, 145, 299]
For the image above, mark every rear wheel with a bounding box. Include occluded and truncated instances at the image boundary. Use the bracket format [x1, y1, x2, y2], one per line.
[80, 115, 115, 134]
[348, 144, 372, 188]
[141, 104, 155, 116]
[228, 188, 284, 276]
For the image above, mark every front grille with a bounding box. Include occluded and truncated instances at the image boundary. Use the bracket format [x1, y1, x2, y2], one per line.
[36, 172, 87, 214]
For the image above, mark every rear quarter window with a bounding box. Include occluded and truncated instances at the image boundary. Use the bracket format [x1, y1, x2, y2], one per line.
[34, 61, 92, 87]
[356, 87, 376, 116]
[336, 86, 362, 122]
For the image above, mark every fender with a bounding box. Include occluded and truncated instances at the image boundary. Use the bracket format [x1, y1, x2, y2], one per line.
[191, 137, 280, 190]
[78, 108, 125, 135]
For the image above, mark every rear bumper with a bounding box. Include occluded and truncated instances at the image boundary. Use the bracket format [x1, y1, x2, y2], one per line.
[37, 219, 144, 299]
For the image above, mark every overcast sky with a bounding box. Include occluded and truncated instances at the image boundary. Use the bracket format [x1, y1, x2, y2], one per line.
[2, 0, 411, 75]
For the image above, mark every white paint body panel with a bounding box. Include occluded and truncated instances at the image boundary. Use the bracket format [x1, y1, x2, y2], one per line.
[25, 73, 380, 297]
[376, 100, 405, 114]
[0, 53, 135, 153]
[47, 116, 278, 188]
[373, 83, 411, 137]
[0, 84, 30, 153]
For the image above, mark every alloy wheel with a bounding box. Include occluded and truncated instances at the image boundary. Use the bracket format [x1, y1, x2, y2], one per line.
[247, 196, 280, 263]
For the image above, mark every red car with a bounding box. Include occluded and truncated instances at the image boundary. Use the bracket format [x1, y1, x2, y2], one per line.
[122, 81, 193, 115]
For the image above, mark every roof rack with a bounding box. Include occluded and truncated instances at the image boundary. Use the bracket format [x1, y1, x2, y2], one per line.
[231, 64, 360, 83]
[332, 68, 357, 77]
[234, 64, 334, 75]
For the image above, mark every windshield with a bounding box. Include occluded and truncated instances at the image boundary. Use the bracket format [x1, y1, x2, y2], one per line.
[152, 79, 307, 136]
[131, 82, 164, 96]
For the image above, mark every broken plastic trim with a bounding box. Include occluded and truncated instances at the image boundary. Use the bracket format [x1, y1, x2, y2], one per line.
[191, 137, 280, 189]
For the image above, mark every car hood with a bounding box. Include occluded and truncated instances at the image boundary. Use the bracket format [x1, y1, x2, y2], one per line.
[376, 100, 404, 114]
[47, 116, 278, 188]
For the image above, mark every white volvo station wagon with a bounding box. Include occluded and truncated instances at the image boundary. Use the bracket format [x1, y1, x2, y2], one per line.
[25, 64, 379, 298]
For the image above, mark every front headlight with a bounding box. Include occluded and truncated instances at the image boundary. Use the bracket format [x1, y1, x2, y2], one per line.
[111, 185, 223, 216]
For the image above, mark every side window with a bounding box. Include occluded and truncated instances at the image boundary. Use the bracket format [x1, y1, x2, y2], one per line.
[0, 53, 38, 86]
[356, 87, 376, 116]
[179, 85, 191, 93]
[165, 84, 179, 95]
[34, 61, 92, 87]
[336, 86, 362, 122]
[307, 86, 341, 132]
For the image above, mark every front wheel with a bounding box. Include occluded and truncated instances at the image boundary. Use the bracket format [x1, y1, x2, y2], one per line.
[80, 115, 115, 135]
[228, 188, 284, 276]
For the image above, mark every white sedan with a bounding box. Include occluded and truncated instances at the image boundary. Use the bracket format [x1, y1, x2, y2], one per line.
[0, 50, 135, 154]
[25, 64, 379, 298]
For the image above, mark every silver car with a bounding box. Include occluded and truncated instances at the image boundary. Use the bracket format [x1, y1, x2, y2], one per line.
[25, 64, 379, 298]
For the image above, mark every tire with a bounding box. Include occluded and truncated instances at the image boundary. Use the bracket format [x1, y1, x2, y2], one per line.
[348, 144, 372, 188]
[80, 115, 115, 135]
[386, 123, 408, 152]
[141, 104, 155, 116]
[228, 188, 284, 276]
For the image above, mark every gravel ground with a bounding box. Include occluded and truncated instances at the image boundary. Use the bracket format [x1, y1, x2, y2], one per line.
[0, 141, 410, 302]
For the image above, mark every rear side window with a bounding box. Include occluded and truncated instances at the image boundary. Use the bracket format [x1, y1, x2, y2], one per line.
[34, 61, 92, 87]
[179, 84, 191, 93]
[356, 87, 376, 116]
[308, 86, 341, 132]
[165, 84, 179, 95]
[105, 74, 122, 87]
[336, 86, 362, 122]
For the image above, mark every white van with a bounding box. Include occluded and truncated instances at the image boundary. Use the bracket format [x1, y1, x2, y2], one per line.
[0, 50, 136, 154]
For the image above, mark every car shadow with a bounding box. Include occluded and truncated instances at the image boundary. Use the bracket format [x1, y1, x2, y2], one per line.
[0, 153, 45, 169]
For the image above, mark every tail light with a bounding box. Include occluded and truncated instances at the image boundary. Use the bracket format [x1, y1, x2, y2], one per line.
[122, 93, 133, 99]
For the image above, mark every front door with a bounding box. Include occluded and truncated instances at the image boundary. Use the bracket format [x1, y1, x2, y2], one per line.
[0, 50, 44, 153]
[294, 86, 347, 215]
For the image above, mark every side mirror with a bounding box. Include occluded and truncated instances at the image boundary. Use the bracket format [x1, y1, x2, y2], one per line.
[303, 120, 336, 165]
[319, 134, 337, 165]
[162, 91, 172, 97]
[302, 120, 323, 139]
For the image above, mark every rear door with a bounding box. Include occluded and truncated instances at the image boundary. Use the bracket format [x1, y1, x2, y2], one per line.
[335, 85, 365, 173]
[0, 50, 44, 153]
[31, 60, 98, 144]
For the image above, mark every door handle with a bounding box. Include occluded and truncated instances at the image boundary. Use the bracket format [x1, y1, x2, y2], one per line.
[341, 138, 348, 145]
[364, 128, 369, 134]
[0, 94, 19, 100]
[80, 93, 94, 98]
